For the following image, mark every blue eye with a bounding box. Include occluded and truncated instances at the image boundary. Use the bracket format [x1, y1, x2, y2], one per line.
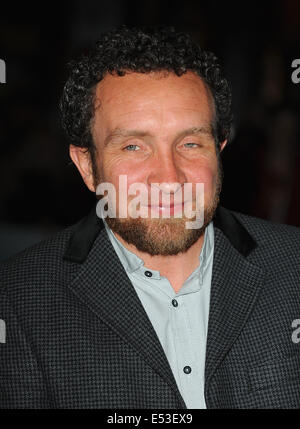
[124, 144, 140, 151]
[184, 143, 199, 148]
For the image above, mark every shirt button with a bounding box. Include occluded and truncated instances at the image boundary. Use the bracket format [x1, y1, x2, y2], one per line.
[183, 366, 192, 374]
[172, 299, 178, 307]
[144, 270, 152, 277]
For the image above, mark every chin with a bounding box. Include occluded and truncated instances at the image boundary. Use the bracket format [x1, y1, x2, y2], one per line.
[105, 204, 216, 256]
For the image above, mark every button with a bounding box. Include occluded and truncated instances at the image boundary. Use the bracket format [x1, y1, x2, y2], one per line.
[172, 299, 178, 307]
[183, 366, 192, 374]
[144, 270, 152, 277]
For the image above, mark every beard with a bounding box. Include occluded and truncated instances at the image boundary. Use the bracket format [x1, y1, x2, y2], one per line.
[95, 157, 222, 256]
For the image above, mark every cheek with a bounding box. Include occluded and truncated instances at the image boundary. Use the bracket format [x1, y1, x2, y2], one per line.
[186, 162, 219, 209]
[101, 157, 149, 207]
[102, 155, 149, 185]
[189, 163, 218, 191]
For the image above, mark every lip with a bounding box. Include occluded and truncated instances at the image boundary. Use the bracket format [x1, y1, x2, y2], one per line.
[150, 203, 181, 209]
[147, 200, 191, 208]
[145, 201, 190, 216]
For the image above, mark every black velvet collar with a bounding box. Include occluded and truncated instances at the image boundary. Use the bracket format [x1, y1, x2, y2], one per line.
[63, 205, 104, 263]
[63, 204, 257, 263]
[213, 206, 256, 257]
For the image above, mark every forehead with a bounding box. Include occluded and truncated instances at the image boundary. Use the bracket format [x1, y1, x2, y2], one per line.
[93, 71, 214, 132]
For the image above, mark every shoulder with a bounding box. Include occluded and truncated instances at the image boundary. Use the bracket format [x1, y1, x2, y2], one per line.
[232, 209, 300, 245]
[228, 209, 300, 270]
[0, 222, 77, 293]
[0, 205, 107, 299]
[0, 209, 100, 299]
[0, 208, 109, 336]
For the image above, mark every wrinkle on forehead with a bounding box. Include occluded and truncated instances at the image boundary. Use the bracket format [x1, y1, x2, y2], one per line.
[92, 70, 216, 142]
[94, 70, 212, 106]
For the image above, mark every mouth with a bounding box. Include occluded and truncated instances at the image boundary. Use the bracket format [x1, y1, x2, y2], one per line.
[145, 201, 192, 216]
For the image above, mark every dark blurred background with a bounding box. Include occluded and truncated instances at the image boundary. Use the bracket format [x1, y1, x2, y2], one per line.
[1, 0, 300, 260]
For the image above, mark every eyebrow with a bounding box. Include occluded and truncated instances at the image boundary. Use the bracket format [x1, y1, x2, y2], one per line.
[180, 126, 214, 138]
[104, 128, 149, 147]
[104, 125, 214, 147]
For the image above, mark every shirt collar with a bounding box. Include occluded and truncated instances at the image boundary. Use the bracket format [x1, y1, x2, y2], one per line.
[103, 221, 143, 274]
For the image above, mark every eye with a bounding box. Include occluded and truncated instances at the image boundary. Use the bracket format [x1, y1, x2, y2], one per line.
[123, 144, 140, 151]
[183, 142, 200, 148]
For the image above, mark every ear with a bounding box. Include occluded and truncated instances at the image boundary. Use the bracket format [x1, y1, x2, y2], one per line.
[69, 145, 96, 192]
[220, 140, 227, 152]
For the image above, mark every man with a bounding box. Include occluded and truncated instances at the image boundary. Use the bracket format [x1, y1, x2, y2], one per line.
[1, 26, 300, 409]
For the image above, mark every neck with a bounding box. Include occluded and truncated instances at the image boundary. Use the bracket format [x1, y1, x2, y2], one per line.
[114, 231, 205, 293]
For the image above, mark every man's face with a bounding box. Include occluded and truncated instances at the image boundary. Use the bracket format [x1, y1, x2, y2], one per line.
[74, 71, 226, 255]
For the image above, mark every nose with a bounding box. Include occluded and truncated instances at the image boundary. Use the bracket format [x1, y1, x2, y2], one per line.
[147, 151, 186, 193]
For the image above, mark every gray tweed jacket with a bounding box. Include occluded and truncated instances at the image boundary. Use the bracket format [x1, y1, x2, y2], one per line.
[0, 206, 300, 409]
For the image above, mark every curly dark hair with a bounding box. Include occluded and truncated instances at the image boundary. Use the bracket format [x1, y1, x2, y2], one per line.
[60, 26, 233, 159]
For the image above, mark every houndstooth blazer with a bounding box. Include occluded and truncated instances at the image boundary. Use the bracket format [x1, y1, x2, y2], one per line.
[0, 205, 300, 409]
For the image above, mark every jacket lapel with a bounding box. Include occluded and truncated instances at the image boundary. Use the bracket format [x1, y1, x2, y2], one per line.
[205, 207, 266, 395]
[64, 211, 186, 407]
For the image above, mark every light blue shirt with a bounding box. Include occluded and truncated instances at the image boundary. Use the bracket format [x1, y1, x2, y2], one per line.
[103, 220, 214, 409]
